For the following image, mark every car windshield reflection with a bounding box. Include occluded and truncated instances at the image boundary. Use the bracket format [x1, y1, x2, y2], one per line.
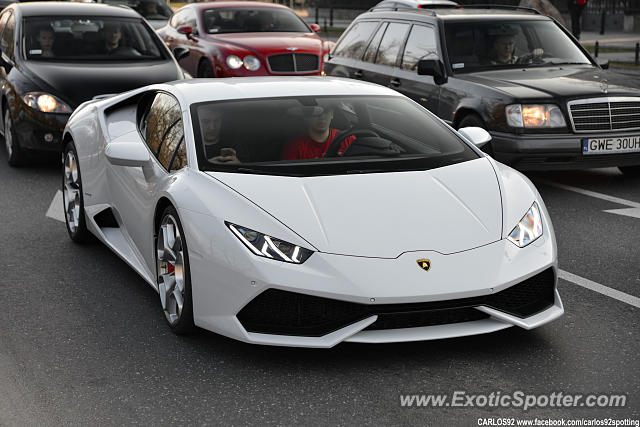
[190, 95, 479, 176]
[202, 7, 311, 34]
[444, 20, 592, 72]
[24, 17, 165, 61]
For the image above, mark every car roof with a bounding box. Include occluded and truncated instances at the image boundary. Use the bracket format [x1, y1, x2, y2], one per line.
[373, 0, 459, 8]
[360, 7, 549, 22]
[186, 1, 291, 12]
[163, 77, 403, 105]
[11, 1, 142, 18]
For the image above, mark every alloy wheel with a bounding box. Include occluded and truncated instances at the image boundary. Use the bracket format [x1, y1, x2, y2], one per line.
[156, 215, 186, 325]
[63, 150, 81, 234]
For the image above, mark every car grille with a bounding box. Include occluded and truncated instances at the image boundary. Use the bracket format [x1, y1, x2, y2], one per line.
[267, 53, 319, 73]
[568, 97, 640, 133]
[237, 268, 555, 337]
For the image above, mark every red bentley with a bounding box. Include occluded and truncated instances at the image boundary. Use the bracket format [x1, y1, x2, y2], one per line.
[157, 1, 332, 77]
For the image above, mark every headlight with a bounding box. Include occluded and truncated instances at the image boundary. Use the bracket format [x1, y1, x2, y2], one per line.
[507, 202, 543, 248]
[227, 222, 313, 264]
[226, 55, 243, 69]
[23, 92, 72, 113]
[243, 55, 260, 71]
[505, 104, 565, 128]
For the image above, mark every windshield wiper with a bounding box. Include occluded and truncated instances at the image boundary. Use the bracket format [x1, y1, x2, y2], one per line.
[235, 167, 302, 177]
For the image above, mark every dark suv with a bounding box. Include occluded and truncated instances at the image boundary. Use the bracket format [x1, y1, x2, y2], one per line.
[324, 7, 640, 175]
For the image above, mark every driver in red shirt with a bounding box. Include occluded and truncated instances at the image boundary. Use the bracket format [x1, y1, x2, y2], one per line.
[281, 106, 356, 160]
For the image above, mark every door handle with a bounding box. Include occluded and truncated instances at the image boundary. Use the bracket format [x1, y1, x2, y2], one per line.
[390, 78, 401, 87]
[353, 70, 363, 78]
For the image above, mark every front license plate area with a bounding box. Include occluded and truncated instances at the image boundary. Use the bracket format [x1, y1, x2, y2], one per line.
[582, 136, 640, 155]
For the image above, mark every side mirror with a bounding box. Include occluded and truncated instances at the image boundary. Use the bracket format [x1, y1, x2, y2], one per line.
[177, 25, 196, 40]
[173, 46, 189, 62]
[417, 59, 447, 85]
[458, 127, 491, 148]
[597, 58, 610, 69]
[310, 23, 321, 33]
[105, 142, 151, 167]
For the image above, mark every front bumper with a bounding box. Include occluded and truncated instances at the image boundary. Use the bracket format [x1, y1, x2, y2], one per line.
[184, 207, 561, 347]
[491, 130, 640, 170]
[13, 108, 70, 153]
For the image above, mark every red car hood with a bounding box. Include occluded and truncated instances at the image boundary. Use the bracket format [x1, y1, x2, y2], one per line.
[205, 32, 325, 55]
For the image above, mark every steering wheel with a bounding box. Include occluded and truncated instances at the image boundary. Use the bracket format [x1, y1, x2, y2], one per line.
[323, 128, 380, 158]
[516, 48, 547, 65]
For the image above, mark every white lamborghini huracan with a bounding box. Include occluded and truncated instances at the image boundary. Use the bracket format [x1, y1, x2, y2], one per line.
[62, 77, 563, 347]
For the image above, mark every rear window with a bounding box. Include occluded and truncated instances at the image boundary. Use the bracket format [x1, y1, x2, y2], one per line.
[23, 17, 165, 61]
[191, 95, 479, 176]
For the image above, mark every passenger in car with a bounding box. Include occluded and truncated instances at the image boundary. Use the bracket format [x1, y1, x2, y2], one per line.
[198, 105, 242, 164]
[281, 106, 356, 160]
[34, 25, 55, 57]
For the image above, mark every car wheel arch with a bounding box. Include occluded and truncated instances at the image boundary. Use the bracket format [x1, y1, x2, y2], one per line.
[154, 197, 176, 235]
[453, 108, 486, 130]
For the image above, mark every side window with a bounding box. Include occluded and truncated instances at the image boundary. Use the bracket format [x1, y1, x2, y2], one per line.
[374, 22, 409, 67]
[401, 25, 438, 71]
[0, 12, 15, 59]
[362, 22, 387, 63]
[332, 21, 378, 60]
[143, 93, 186, 172]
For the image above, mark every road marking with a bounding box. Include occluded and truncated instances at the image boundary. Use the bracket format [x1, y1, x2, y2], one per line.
[45, 190, 65, 223]
[559, 269, 640, 309]
[537, 180, 640, 219]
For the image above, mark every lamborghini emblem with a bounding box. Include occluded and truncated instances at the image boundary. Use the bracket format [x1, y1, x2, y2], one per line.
[417, 259, 431, 272]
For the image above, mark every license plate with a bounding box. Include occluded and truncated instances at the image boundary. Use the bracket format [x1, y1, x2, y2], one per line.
[582, 136, 640, 155]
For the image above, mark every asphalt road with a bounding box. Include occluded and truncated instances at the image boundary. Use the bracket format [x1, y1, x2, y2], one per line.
[0, 152, 638, 426]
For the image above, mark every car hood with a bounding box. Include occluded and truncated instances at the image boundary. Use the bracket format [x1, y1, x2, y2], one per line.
[207, 157, 502, 258]
[21, 60, 181, 108]
[205, 32, 324, 55]
[456, 66, 640, 99]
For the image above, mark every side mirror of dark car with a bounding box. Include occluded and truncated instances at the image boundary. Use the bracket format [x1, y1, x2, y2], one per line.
[310, 23, 321, 33]
[417, 59, 447, 85]
[597, 58, 610, 70]
[173, 46, 190, 62]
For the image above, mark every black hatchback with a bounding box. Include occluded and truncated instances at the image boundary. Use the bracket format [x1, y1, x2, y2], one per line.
[324, 7, 640, 175]
[0, 2, 186, 165]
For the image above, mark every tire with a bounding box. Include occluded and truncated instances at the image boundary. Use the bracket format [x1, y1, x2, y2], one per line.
[618, 165, 640, 177]
[156, 205, 195, 334]
[197, 60, 215, 78]
[457, 113, 493, 156]
[62, 141, 90, 243]
[4, 108, 25, 166]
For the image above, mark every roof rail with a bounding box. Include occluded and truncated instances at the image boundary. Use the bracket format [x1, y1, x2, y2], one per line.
[368, 6, 437, 16]
[457, 5, 542, 15]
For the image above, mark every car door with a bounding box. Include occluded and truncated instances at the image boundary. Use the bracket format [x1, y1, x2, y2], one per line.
[359, 21, 410, 88]
[108, 92, 187, 270]
[324, 20, 379, 79]
[391, 23, 441, 115]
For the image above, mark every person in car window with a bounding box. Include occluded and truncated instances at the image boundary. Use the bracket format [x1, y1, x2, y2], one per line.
[102, 22, 141, 56]
[198, 105, 242, 164]
[139, 0, 165, 20]
[35, 25, 55, 57]
[489, 32, 519, 65]
[281, 106, 356, 160]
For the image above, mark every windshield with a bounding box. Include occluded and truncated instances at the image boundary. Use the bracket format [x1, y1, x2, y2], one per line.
[23, 17, 165, 61]
[100, 0, 172, 20]
[192, 95, 479, 176]
[444, 20, 592, 72]
[202, 7, 311, 34]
